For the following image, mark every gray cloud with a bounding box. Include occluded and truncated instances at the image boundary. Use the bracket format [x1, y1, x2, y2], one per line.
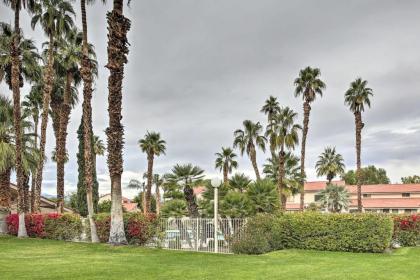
[1, 0, 420, 197]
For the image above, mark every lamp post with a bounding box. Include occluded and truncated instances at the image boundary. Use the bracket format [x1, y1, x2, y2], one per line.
[211, 177, 222, 253]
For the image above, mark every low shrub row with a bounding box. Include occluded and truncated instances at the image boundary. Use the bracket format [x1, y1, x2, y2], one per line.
[6, 213, 83, 240]
[393, 214, 419, 246]
[94, 212, 158, 245]
[232, 212, 394, 254]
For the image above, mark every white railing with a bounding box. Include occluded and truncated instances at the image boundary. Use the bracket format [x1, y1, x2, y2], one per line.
[149, 218, 246, 254]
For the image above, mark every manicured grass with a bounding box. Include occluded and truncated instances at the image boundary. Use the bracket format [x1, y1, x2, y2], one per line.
[0, 235, 419, 280]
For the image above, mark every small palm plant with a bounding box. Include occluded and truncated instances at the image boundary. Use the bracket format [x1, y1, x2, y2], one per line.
[215, 147, 238, 184]
[233, 120, 266, 180]
[345, 78, 373, 212]
[228, 173, 252, 193]
[315, 147, 345, 184]
[246, 179, 278, 214]
[317, 184, 350, 213]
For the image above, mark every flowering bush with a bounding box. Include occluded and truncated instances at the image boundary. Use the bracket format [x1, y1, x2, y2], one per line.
[393, 214, 420, 246]
[94, 212, 158, 244]
[6, 213, 83, 241]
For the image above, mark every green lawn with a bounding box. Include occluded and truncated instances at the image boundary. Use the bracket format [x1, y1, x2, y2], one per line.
[0, 236, 419, 280]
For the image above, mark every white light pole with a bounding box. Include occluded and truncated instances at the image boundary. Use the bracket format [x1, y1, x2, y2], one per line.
[211, 177, 222, 253]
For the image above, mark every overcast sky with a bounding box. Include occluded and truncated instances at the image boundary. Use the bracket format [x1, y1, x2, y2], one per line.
[1, 0, 420, 198]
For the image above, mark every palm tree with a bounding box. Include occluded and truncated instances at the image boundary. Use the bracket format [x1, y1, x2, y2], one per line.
[261, 96, 280, 159]
[93, 135, 105, 169]
[105, 0, 131, 245]
[138, 131, 166, 213]
[0, 95, 38, 220]
[220, 191, 252, 218]
[315, 147, 345, 184]
[246, 179, 278, 214]
[271, 107, 301, 210]
[294, 66, 326, 210]
[164, 164, 205, 217]
[54, 28, 84, 213]
[317, 184, 350, 213]
[0, 11, 38, 236]
[22, 88, 42, 211]
[153, 174, 164, 216]
[228, 173, 251, 193]
[31, 0, 75, 213]
[161, 199, 188, 218]
[345, 78, 373, 212]
[215, 147, 238, 184]
[233, 120, 266, 180]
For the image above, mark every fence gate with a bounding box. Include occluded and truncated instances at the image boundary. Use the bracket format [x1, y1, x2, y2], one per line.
[149, 218, 246, 254]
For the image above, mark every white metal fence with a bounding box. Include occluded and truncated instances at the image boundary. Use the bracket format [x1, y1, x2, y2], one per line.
[148, 218, 246, 254]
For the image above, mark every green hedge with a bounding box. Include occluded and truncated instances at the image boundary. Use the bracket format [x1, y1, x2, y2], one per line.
[232, 212, 393, 254]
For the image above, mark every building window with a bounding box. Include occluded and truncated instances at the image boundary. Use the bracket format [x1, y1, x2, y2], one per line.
[363, 194, 371, 198]
[382, 209, 390, 213]
[314, 194, 322, 202]
[392, 209, 399, 214]
[402, 193, 410, 198]
[404, 209, 413, 213]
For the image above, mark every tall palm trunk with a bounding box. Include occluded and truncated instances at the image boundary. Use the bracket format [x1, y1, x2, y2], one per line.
[30, 117, 38, 212]
[11, 5, 27, 237]
[0, 169, 11, 233]
[184, 185, 199, 218]
[56, 71, 73, 213]
[355, 111, 363, 212]
[0, 169, 11, 211]
[223, 163, 228, 184]
[249, 145, 260, 180]
[299, 101, 310, 211]
[23, 173, 30, 213]
[142, 183, 146, 214]
[34, 33, 55, 213]
[145, 153, 154, 213]
[105, 0, 130, 244]
[155, 183, 161, 216]
[278, 147, 286, 211]
[80, 0, 99, 243]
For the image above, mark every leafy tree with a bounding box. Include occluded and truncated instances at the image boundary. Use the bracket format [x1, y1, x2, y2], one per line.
[341, 165, 389, 185]
[138, 131, 166, 213]
[294, 66, 325, 210]
[401, 175, 420, 184]
[269, 107, 301, 210]
[215, 147, 238, 184]
[220, 191, 252, 218]
[261, 96, 280, 159]
[345, 78, 373, 212]
[233, 120, 266, 180]
[315, 147, 345, 184]
[161, 199, 188, 218]
[228, 173, 251, 193]
[246, 179, 278, 214]
[164, 164, 204, 217]
[76, 116, 99, 216]
[317, 184, 350, 213]
[97, 200, 112, 213]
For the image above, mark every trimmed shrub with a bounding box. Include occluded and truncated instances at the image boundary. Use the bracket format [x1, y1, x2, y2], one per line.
[233, 212, 394, 254]
[44, 214, 83, 240]
[94, 212, 158, 245]
[6, 213, 83, 241]
[393, 214, 419, 247]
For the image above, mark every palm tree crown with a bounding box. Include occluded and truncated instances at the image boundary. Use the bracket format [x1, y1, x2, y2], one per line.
[215, 147, 238, 181]
[294, 66, 326, 102]
[234, 120, 266, 155]
[344, 78, 373, 113]
[93, 135, 105, 156]
[261, 95, 280, 122]
[138, 131, 166, 158]
[315, 147, 345, 183]
[271, 107, 301, 150]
